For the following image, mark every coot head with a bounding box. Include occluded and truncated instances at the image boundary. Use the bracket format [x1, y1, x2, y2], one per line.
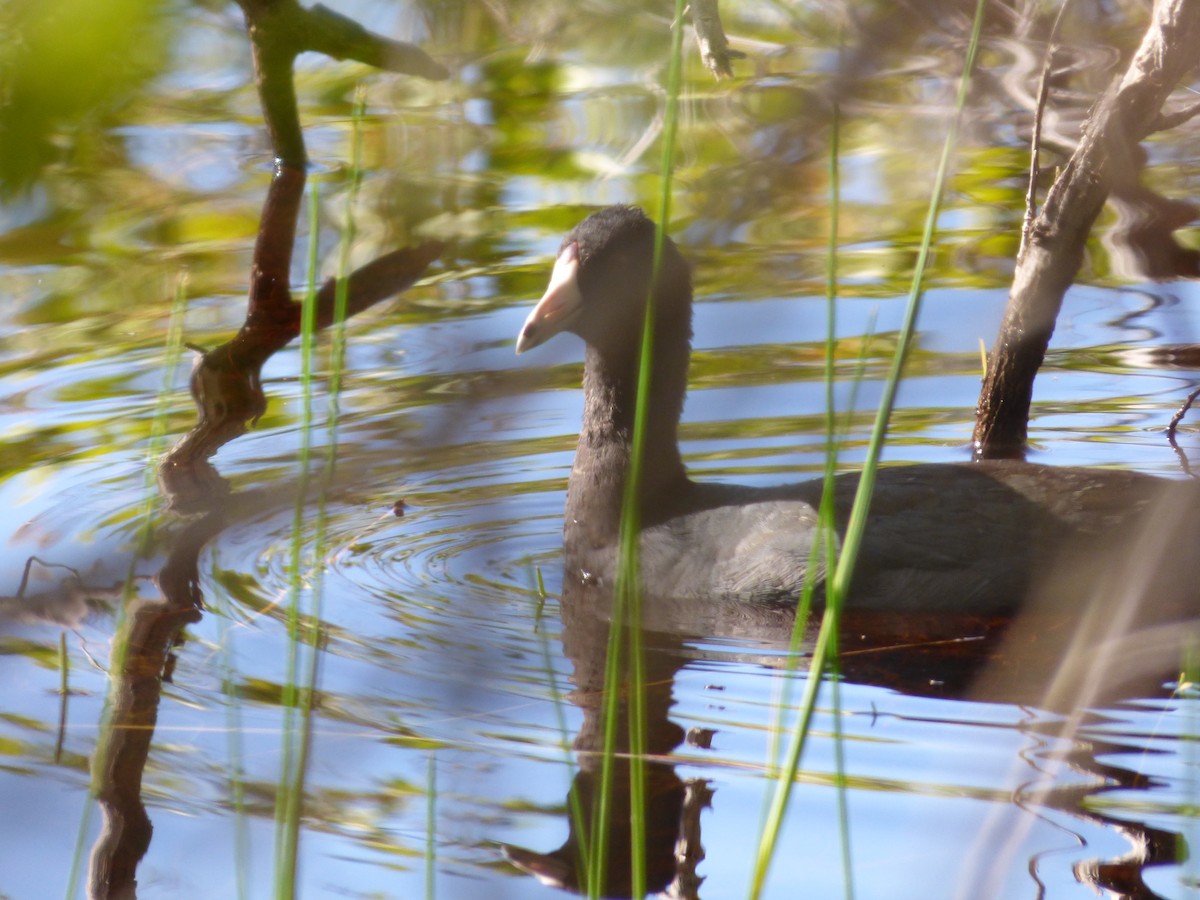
[515, 205, 692, 360]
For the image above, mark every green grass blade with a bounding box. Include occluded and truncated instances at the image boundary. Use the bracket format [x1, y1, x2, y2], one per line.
[830, 0, 986, 602]
[274, 174, 323, 899]
[274, 90, 365, 896]
[598, 1, 688, 896]
[426, 753, 437, 900]
[66, 270, 191, 900]
[528, 567, 592, 880]
[750, 2, 989, 895]
[216, 575, 252, 900]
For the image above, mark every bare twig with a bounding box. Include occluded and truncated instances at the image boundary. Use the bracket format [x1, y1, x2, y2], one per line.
[1152, 97, 1200, 132]
[1020, 0, 1075, 261]
[164, 4, 446, 478]
[304, 3, 450, 79]
[690, 0, 745, 79]
[1167, 384, 1200, 445]
[237, 0, 448, 164]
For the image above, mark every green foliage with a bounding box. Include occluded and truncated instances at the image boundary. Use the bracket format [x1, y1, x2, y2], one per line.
[0, 0, 170, 194]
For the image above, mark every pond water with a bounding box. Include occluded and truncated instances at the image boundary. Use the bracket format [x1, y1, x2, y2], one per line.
[3, 2, 1200, 898]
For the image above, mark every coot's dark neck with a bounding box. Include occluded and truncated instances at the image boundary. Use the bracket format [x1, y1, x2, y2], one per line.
[567, 309, 692, 535]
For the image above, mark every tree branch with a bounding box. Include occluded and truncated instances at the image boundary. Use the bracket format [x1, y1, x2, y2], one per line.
[973, 0, 1200, 459]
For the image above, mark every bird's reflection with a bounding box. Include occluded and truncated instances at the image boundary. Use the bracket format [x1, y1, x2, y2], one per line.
[503, 478, 1200, 899]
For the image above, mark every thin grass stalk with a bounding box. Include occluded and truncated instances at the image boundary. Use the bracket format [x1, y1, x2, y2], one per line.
[1179, 684, 1194, 895]
[533, 566, 548, 627]
[331, 86, 366, 392]
[765, 89, 844, 781]
[149, 274, 191, 471]
[65, 802, 94, 900]
[626, 613, 647, 900]
[292, 84, 367, 873]
[530, 566, 593, 880]
[129, 270, 189, 578]
[830, 0, 986, 601]
[830, 649, 854, 899]
[128, 269, 190, 582]
[1174, 643, 1200, 889]
[821, 93, 856, 900]
[588, 2, 689, 895]
[66, 271, 192, 900]
[588, 615, 623, 896]
[55, 631, 68, 764]
[764, 94, 841, 786]
[822, 93, 855, 900]
[426, 753, 437, 900]
[750, 585, 838, 894]
[750, 2, 988, 894]
[273, 84, 369, 885]
[282, 94, 369, 894]
[608, 2, 689, 895]
[822, 94, 841, 509]
[274, 176, 323, 898]
[216, 576, 251, 900]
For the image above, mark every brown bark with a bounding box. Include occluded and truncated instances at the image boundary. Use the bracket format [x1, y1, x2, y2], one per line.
[238, 0, 449, 165]
[973, 0, 1200, 459]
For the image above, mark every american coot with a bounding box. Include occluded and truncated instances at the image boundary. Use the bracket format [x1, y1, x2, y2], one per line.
[516, 205, 1193, 615]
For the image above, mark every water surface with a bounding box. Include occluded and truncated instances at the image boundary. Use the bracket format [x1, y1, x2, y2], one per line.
[2, 2, 1200, 898]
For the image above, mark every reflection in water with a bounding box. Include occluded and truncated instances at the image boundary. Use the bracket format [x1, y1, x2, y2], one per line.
[506, 600, 692, 896]
[163, 162, 443, 499]
[502, 201, 1200, 891]
[70, 5, 447, 896]
[88, 555, 202, 898]
[966, 729, 1183, 899]
[508, 547, 1197, 898]
[5, 2, 1200, 898]
[506, 206, 1200, 894]
[0, 557, 123, 629]
[0, 553, 200, 897]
